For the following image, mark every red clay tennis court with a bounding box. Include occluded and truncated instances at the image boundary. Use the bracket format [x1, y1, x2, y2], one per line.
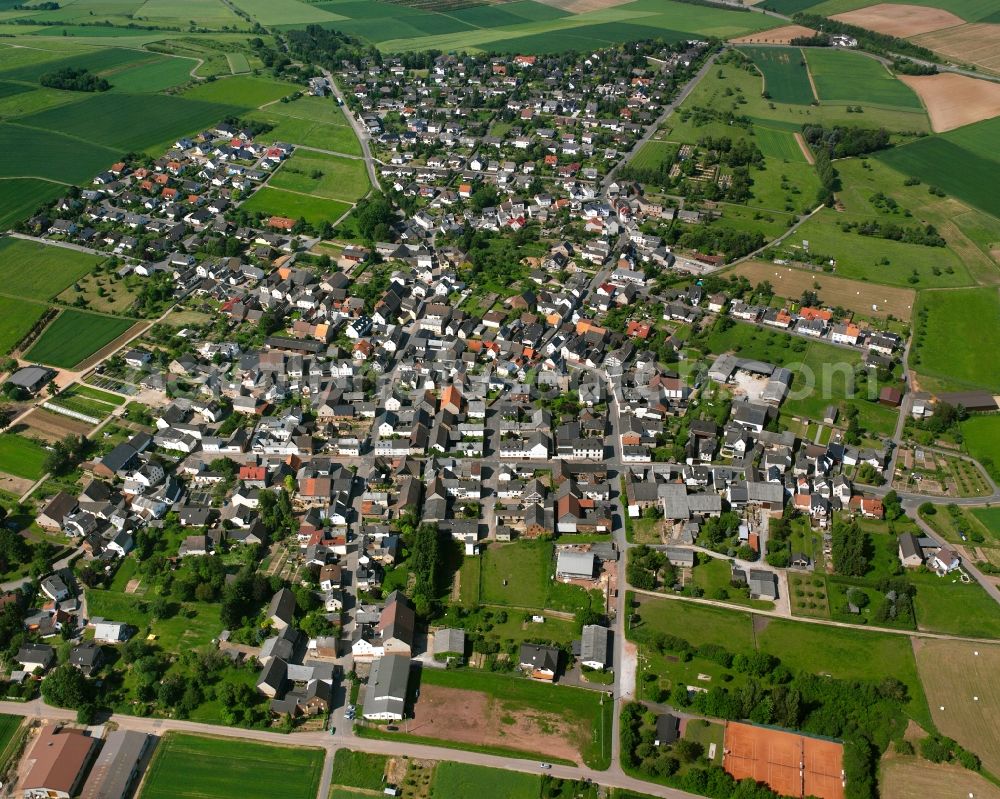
[723, 722, 844, 799]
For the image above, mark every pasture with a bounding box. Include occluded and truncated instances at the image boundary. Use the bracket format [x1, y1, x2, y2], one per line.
[913, 639, 1000, 775]
[727, 261, 916, 320]
[25, 310, 135, 369]
[909, 570, 1000, 638]
[268, 151, 369, 202]
[139, 733, 325, 799]
[247, 109, 361, 155]
[881, 757, 1000, 799]
[805, 48, 923, 109]
[430, 763, 541, 799]
[0, 238, 103, 300]
[0, 296, 48, 355]
[912, 288, 1000, 392]
[0, 433, 49, 480]
[242, 187, 352, 227]
[739, 45, 815, 105]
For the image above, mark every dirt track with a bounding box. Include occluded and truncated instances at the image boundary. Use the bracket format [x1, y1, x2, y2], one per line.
[898, 72, 1000, 132]
[832, 3, 963, 37]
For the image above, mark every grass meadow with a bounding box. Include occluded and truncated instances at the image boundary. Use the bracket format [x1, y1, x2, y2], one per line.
[331, 750, 387, 790]
[139, 733, 324, 799]
[0, 433, 49, 480]
[912, 288, 1000, 392]
[181, 74, 299, 108]
[268, 150, 369, 202]
[431, 763, 541, 799]
[242, 186, 352, 226]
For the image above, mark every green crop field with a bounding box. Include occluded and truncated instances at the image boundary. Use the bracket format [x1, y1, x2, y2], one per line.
[0, 124, 119, 184]
[247, 109, 361, 155]
[140, 733, 324, 799]
[242, 186, 352, 227]
[0, 433, 49, 480]
[913, 288, 1000, 392]
[962, 415, 1000, 475]
[629, 140, 678, 171]
[0, 238, 103, 299]
[181, 75, 299, 108]
[431, 763, 541, 799]
[806, 48, 922, 109]
[268, 151, 369, 202]
[752, 126, 807, 161]
[25, 310, 134, 368]
[107, 56, 196, 93]
[229, 0, 346, 26]
[0, 46, 152, 83]
[16, 92, 241, 153]
[740, 46, 815, 105]
[972, 507, 1000, 537]
[0, 178, 64, 231]
[330, 750, 387, 790]
[0, 296, 48, 356]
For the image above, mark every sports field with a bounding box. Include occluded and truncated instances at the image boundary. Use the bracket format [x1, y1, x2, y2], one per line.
[0, 238, 103, 300]
[25, 310, 135, 369]
[739, 46, 815, 105]
[805, 48, 923, 109]
[912, 288, 1000, 392]
[0, 433, 49, 480]
[0, 295, 46, 356]
[913, 639, 1000, 776]
[139, 733, 325, 799]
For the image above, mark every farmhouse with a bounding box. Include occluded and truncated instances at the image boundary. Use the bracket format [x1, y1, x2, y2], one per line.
[520, 643, 560, 681]
[363, 653, 410, 721]
[898, 533, 924, 568]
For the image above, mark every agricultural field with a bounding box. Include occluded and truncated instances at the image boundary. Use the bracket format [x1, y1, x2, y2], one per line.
[139, 733, 325, 799]
[0, 124, 120, 185]
[248, 108, 362, 154]
[913, 22, 1000, 76]
[881, 756, 1000, 799]
[739, 45, 815, 105]
[0, 238, 103, 300]
[829, 3, 964, 37]
[330, 750, 388, 790]
[49, 383, 123, 420]
[728, 261, 916, 320]
[963, 415, 1000, 480]
[229, 0, 348, 26]
[913, 639, 1000, 776]
[25, 310, 135, 369]
[0, 296, 47, 355]
[806, 48, 923, 109]
[0, 714, 21, 767]
[911, 288, 1000, 392]
[430, 763, 541, 799]
[898, 73, 1000, 133]
[242, 187, 352, 227]
[752, 125, 809, 161]
[628, 140, 678, 172]
[0, 178, 64, 230]
[268, 151, 370, 203]
[0, 433, 49, 480]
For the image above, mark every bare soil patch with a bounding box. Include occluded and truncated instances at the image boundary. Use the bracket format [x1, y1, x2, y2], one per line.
[19, 408, 94, 442]
[881, 756, 1000, 799]
[406, 683, 581, 763]
[914, 23, 1000, 75]
[913, 638, 1000, 777]
[794, 131, 815, 164]
[728, 261, 916, 320]
[832, 3, 963, 38]
[898, 72, 1000, 131]
[730, 24, 816, 44]
[0, 471, 33, 496]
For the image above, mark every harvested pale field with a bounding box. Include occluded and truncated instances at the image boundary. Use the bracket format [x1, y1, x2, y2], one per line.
[728, 261, 916, 320]
[914, 23, 1000, 75]
[731, 24, 816, 44]
[881, 756, 1000, 799]
[19, 408, 94, 442]
[898, 73, 1000, 131]
[913, 638, 1000, 777]
[406, 683, 580, 763]
[532, 0, 630, 11]
[832, 4, 963, 38]
[0, 472, 33, 496]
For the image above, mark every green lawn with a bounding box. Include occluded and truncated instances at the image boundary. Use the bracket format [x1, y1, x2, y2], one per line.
[242, 186, 352, 227]
[181, 74, 299, 108]
[913, 289, 1000, 392]
[972, 507, 1000, 538]
[0, 295, 47, 355]
[739, 46, 814, 105]
[139, 733, 324, 799]
[754, 618, 932, 728]
[330, 750, 386, 790]
[480, 540, 551, 609]
[430, 762, 541, 799]
[0, 433, 49, 480]
[691, 557, 775, 610]
[247, 109, 361, 155]
[86, 588, 222, 651]
[268, 151, 369, 202]
[0, 237, 103, 300]
[910, 571, 1000, 639]
[631, 594, 755, 651]
[25, 309, 135, 368]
